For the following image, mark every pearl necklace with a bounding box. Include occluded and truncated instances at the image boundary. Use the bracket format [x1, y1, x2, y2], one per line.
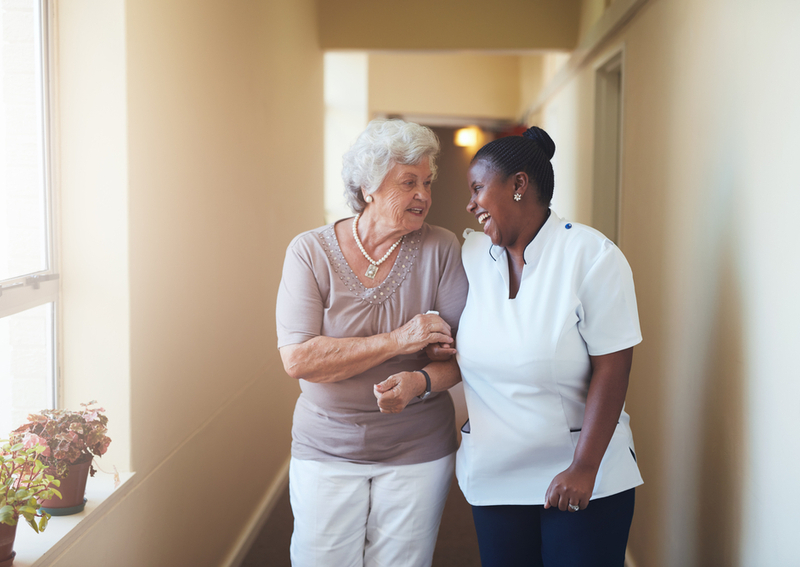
[352, 213, 404, 279]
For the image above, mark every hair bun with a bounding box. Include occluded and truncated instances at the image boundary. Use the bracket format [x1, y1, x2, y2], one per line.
[523, 126, 556, 160]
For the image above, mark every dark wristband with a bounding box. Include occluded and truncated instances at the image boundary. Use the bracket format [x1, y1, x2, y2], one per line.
[417, 369, 432, 400]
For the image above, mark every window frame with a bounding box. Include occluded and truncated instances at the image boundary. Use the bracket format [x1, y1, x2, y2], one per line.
[0, 0, 59, 409]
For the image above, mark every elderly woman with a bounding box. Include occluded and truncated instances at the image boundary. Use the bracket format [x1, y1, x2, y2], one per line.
[276, 119, 468, 567]
[455, 126, 643, 567]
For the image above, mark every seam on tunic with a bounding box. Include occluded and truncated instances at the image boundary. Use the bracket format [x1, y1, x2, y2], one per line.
[318, 224, 421, 305]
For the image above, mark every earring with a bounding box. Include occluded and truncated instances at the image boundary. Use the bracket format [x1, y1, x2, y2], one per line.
[513, 193, 522, 202]
[365, 195, 373, 203]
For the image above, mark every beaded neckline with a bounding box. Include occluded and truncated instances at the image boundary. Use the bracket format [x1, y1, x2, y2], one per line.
[317, 223, 421, 305]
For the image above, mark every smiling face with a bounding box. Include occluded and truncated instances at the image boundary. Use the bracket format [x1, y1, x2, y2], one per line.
[366, 160, 433, 235]
[467, 159, 523, 247]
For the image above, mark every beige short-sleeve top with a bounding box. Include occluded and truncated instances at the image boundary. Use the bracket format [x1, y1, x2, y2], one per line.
[276, 221, 468, 464]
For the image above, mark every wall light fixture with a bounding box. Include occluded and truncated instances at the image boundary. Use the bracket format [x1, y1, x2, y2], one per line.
[454, 126, 482, 148]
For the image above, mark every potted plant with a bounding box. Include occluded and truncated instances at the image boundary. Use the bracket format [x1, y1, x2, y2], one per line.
[0, 439, 59, 567]
[10, 402, 111, 516]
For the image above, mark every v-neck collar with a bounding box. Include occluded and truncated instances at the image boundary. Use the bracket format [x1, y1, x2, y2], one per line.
[488, 209, 560, 292]
[318, 223, 422, 305]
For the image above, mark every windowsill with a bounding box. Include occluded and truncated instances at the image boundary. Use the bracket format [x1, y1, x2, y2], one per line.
[10, 471, 136, 566]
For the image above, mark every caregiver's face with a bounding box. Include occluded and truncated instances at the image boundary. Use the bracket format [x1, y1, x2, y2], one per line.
[466, 159, 520, 247]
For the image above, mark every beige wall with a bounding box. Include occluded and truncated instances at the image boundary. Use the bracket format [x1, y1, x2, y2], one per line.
[578, 0, 608, 42]
[317, 0, 581, 50]
[368, 53, 522, 121]
[55, 0, 323, 564]
[519, 56, 546, 119]
[531, 0, 800, 565]
[57, 0, 131, 472]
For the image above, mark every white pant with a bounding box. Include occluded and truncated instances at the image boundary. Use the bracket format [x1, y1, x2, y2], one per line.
[289, 453, 455, 567]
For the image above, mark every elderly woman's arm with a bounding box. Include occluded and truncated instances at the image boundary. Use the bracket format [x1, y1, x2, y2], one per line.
[280, 312, 454, 383]
[372, 356, 461, 414]
[543, 347, 633, 511]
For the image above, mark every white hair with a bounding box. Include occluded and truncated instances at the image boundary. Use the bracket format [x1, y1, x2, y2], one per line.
[341, 119, 440, 213]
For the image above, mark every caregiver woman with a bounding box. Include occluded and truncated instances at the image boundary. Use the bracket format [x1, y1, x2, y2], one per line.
[456, 126, 643, 567]
[276, 119, 468, 567]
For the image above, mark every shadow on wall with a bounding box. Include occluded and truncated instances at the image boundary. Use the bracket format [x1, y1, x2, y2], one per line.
[697, 242, 745, 566]
[615, 70, 670, 565]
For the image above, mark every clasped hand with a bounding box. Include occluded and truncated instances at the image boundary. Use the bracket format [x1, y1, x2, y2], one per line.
[390, 313, 454, 356]
[373, 371, 426, 414]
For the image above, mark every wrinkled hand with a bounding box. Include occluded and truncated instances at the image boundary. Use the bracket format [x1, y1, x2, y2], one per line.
[543, 463, 597, 511]
[390, 313, 453, 356]
[373, 371, 426, 414]
[425, 342, 457, 361]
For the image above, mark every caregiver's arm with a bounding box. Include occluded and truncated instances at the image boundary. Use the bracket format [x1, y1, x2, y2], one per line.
[544, 347, 633, 511]
[280, 313, 454, 384]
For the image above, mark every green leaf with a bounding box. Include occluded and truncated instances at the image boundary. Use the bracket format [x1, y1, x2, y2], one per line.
[26, 515, 38, 533]
[0, 505, 13, 523]
[49, 488, 62, 500]
[20, 505, 37, 517]
[38, 512, 49, 531]
[16, 488, 31, 500]
[9, 443, 23, 452]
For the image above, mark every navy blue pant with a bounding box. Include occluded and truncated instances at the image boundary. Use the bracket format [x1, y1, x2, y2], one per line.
[471, 488, 635, 567]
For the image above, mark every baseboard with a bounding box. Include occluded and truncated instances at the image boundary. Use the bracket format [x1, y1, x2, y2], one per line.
[221, 456, 291, 567]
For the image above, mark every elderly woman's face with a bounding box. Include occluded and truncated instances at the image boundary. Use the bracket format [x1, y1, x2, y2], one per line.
[368, 161, 433, 234]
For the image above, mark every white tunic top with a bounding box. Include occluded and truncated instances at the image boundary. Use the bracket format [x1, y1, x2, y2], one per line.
[455, 210, 644, 506]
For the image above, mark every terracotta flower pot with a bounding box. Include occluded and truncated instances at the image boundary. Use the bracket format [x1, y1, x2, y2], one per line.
[39, 460, 91, 516]
[0, 522, 17, 567]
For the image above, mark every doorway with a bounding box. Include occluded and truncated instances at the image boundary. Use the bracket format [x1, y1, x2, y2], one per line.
[592, 51, 623, 243]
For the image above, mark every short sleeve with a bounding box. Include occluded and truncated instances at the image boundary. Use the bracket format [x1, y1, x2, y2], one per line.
[577, 242, 642, 356]
[276, 235, 325, 348]
[432, 231, 469, 334]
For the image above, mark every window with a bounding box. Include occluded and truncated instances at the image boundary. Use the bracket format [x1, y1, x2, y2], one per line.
[0, 0, 57, 433]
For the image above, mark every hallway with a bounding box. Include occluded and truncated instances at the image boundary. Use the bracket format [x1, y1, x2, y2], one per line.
[21, 1, 799, 565]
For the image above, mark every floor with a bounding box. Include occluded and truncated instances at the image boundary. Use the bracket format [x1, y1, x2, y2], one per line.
[240, 474, 481, 566]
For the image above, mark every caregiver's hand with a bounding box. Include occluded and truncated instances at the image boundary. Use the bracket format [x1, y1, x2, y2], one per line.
[425, 342, 457, 361]
[543, 463, 596, 512]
